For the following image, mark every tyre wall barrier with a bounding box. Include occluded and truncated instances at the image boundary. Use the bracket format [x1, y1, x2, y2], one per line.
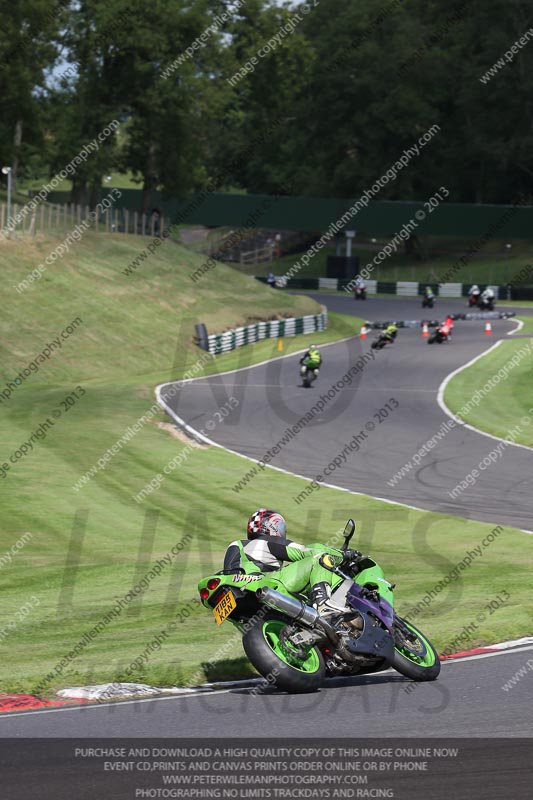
[204, 311, 328, 355]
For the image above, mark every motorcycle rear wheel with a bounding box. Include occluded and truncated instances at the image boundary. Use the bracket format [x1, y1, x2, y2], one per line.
[243, 614, 326, 693]
[391, 615, 441, 681]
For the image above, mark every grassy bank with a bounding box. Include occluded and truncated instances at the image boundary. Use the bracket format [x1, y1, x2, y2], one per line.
[3, 430, 531, 694]
[1, 232, 531, 696]
[0, 232, 358, 694]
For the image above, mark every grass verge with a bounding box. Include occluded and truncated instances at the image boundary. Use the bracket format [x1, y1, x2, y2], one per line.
[0, 232, 360, 694]
[444, 337, 533, 445]
[1, 233, 531, 695]
[510, 315, 533, 335]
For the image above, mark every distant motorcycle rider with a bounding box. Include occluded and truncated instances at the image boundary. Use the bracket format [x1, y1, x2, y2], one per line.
[354, 277, 367, 299]
[222, 510, 357, 611]
[422, 286, 435, 308]
[468, 284, 481, 305]
[480, 287, 495, 308]
[300, 344, 322, 378]
[443, 315, 454, 336]
[383, 323, 398, 342]
[438, 319, 452, 338]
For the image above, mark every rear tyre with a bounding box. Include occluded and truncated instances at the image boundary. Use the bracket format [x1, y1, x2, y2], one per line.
[243, 614, 326, 693]
[391, 615, 440, 681]
[302, 370, 312, 387]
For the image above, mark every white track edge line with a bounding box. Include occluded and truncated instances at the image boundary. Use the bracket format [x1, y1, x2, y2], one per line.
[0, 689, 236, 719]
[507, 318, 524, 335]
[2, 643, 532, 720]
[155, 335, 533, 534]
[439, 643, 533, 664]
[436, 338, 533, 453]
[168, 331, 359, 388]
[156, 384, 441, 515]
[156, 331, 438, 515]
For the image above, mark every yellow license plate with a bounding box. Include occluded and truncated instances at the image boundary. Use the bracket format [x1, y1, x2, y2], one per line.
[213, 591, 237, 625]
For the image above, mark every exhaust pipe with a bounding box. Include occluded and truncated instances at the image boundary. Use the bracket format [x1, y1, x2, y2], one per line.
[256, 587, 319, 628]
[256, 588, 372, 664]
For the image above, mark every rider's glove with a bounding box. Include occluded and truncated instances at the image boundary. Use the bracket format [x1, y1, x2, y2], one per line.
[342, 549, 363, 568]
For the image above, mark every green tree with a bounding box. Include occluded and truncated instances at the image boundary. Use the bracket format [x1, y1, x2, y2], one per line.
[0, 0, 65, 193]
[209, 0, 316, 193]
[105, 0, 229, 212]
[303, 0, 533, 202]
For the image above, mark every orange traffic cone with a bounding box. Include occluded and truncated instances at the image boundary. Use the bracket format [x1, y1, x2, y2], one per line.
[422, 322, 429, 337]
[485, 321, 492, 335]
[360, 324, 367, 339]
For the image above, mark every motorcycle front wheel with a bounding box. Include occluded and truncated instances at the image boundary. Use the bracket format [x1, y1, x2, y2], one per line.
[243, 614, 326, 693]
[391, 615, 441, 681]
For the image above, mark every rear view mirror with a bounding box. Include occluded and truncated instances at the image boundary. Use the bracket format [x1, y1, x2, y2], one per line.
[342, 519, 355, 550]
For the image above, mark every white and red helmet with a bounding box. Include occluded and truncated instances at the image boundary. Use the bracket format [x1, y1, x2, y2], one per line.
[247, 509, 287, 540]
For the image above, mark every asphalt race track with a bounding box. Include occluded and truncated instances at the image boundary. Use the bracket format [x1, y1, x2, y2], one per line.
[0, 647, 532, 737]
[160, 294, 533, 530]
[1, 295, 531, 747]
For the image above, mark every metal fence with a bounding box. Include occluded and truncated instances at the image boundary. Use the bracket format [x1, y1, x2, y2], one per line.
[183, 228, 310, 265]
[0, 202, 166, 238]
[240, 244, 275, 264]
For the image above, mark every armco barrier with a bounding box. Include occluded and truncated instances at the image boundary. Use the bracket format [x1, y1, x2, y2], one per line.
[396, 281, 420, 296]
[255, 276, 529, 299]
[206, 311, 328, 355]
[439, 283, 463, 297]
[368, 311, 515, 329]
[510, 286, 533, 301]
[376, 281, 398, 294]
[323, 277, 379, 294]
[255, 277, 319, 290]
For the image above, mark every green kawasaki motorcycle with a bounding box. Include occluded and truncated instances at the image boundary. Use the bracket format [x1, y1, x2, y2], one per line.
[198, 519, 441, 693]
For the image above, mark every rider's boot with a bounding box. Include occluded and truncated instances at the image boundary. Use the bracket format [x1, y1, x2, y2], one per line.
[308, 581, 332, 612]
